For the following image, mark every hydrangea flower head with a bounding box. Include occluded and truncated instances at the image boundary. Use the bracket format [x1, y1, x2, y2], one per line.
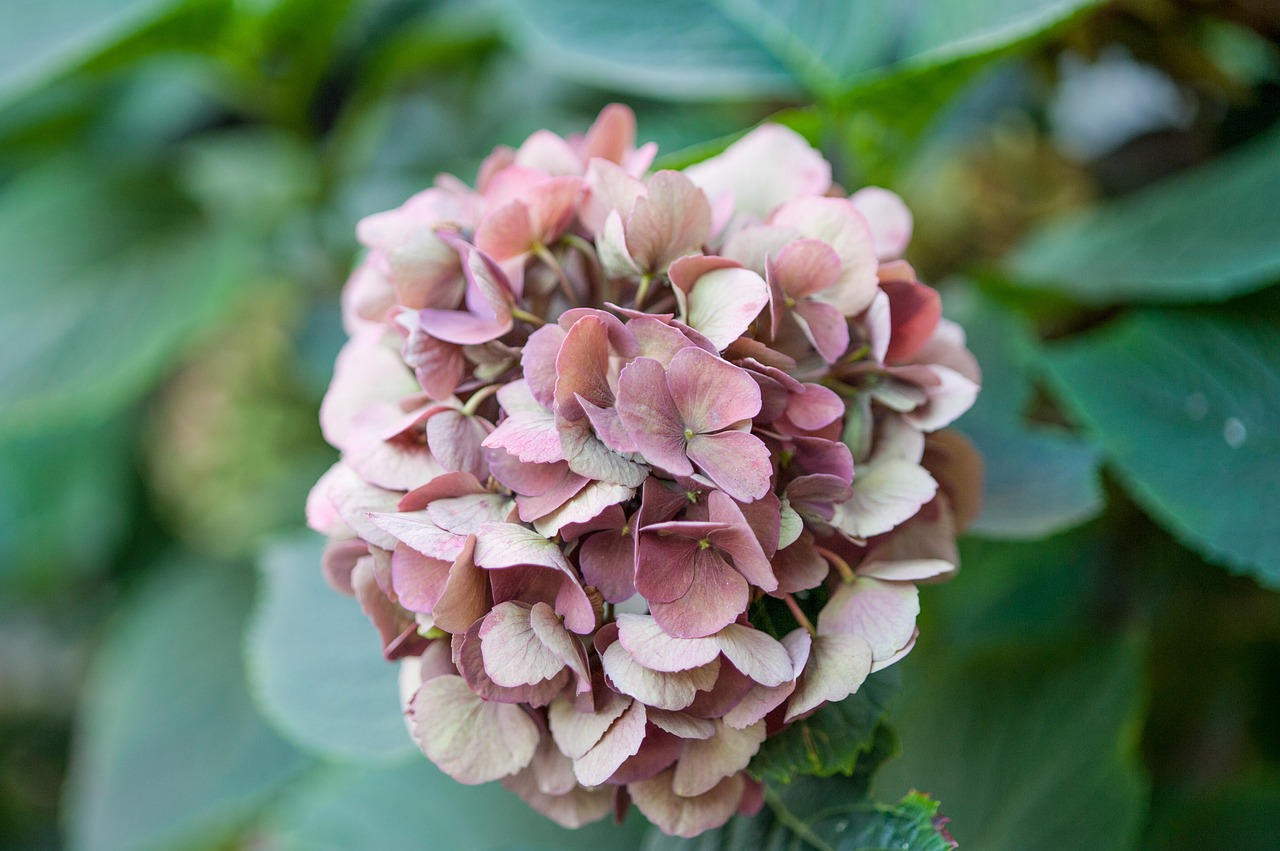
[308, 105, 981, 838]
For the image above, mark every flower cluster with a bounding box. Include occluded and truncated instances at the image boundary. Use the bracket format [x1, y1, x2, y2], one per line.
[307, 105, 982, 838]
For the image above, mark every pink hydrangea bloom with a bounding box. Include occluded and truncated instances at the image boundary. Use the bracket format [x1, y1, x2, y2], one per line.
[310, 105, 981, 838]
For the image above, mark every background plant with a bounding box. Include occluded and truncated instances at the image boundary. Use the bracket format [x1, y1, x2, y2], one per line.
[1, 1, 1278, 850]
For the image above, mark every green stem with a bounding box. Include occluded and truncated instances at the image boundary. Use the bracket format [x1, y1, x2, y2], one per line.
[764, 786, 836, 851]
[461, 383, 501, 416]
[815, 545, 856, 584]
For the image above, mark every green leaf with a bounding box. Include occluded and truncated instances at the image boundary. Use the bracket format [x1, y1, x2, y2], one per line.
[749, 669, 898, 784]
[641, 780, 955, 851]
[0, 420, 132, 591]
[0, 0, 192, 107]
[1008, 125, 1280, 304]
[257, 758, 648, 851]
[876, 639, 1148, 851]
[63, 562, 311, 851]
[501, 0, 1100, 102]
[947, 286, 1104, 538]
[0, 159, 246, 439]
[1041, 308, 1280, 587]
[1144, 777, 1280, 851]
[245, 533, 417, 763]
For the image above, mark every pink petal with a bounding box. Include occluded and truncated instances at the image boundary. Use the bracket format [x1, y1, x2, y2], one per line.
[817, 577, 920, 662]
[791, 298, 851, 363]
[833, 458, 938, 539]
[850, 186, 913, 260]
[531, 480, 633, 539]
[684, 267, 769, 351]
[628, 769, 745, 839]
[771, 238, 843, 299]
[602, 643, 720, 710]
[501, 767, 612, 829]
[625, 171, 711, 274]
[785, 633, 872, 721]
[580, 158, 645, 235]
[431, 535, 490, 634]
[426, 493, 512, 535]
[627, 315, 698, 365]
[672, 720, 766, 797]
[649, 548, 749, 639]
[474, 200, 535, 261]
[634, 533, 700, 604]
[617, 613, 722, 672]
[882, 279, 941, 363]
[615, 357, 692, 477]
[579, 527, 638, 603]
[647, 710, 716, 740]
[514, 129, 581, 175]
[685, 431, 773, 503]
[390, 543, 451, 612]
[320, 329, 419, 449]
[483, 397, 565, 465]
[548, 691, 630, 759]
[715, 624, 792, 687]
[479, 601, 569, 687]
[402, 329, 465, 400]
[685, 124, 831, 219]
[410, 674, 538, 784]
[583, 103, 639, 166]
[785, 382, 845, 431]
[525, 175, 583, 244]
[704, 491, 776, 591]
[771, 197, 878, 316]
[426, 410, 491, 479]
[572, 699, 648, 786]
[666, 347, 761, 433]
[522, 323, 568, 408]
[418, 307, 512, 345]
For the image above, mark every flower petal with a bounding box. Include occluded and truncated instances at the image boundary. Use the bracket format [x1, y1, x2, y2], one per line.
[684, 267, 769, 351]
[818, 577, 920, 662]
[629, 768, 745, 839]
[602, 642, 720, 710]
[615, 357, 692, 476]
[410, 674, 538, 784]
[685, 431, 773, 503]
[617, 613, 722, 672]
[684, 124, 831, 220]
[785, 633, 872, 721]
[672, 720, 766, 797]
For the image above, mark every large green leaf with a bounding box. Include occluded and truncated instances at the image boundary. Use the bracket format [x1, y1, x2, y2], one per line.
[1042, 308, 1280, 587]
[948, 287, 1104, 538]
[0, 160, 246, 439]
[1144, 778, 1280, 851]
[749, 670, 898, 784]
[640, 780, 954, 851]
[0, 420, 132, 591]
[876, 639, 1148, 851]
[501, 0, 1099, 102]
[245, 533, 417, 763]
[256, 758, 648, 851]
[0, 0, 193, 106]
[63, 563, 311, 851]
[1008, 125, 1280, 304]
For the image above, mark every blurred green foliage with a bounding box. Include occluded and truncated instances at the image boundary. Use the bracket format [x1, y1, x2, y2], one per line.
[1, 0, 1278, 849]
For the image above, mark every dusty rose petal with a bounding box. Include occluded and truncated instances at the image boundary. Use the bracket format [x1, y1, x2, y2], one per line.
[629, 768, 746, 839]
[431, 535, 490, 634]
[649, 547, 749, 639]
[410, 674, 538, 784]
[785, 633, 873, 721]
[666, 346, 761, 433]
[647, 710, 716, 740]
[531, 480, 633, 539]
[685, 430, 772, 503]
[834, 458, 938, 539]
[672, 720, 766, 797]
[573, 699, 648, 786]
[390, 543, 450, 612]
[522, 323, 568, 408]
[549, 691, 631, 759]
[681, 267, 769, 352]
[479, 601, 569, 687]
[501, 766, 612, 829]
[625, 171, 711, 274]
[790, 298, 850, 363]
[684, 124, 831, 220]
[579, 526, 637, 603]
[617, 613, 721, 672]
[615, 357, 692, 476]
[426, 410, 491, 479]
[320, 329, 419, 449]
[602, 642, 720, 710]
[715, 624, 793, 687]
[771, 197, 878, 316]
[818, 577, 920, 662]
[850, 186, 913, 261]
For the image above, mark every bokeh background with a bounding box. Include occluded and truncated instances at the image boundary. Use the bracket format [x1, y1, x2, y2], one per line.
[2, 1, 1279, 849]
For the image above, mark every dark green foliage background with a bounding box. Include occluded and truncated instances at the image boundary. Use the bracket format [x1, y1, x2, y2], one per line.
[1, 1, 1278, 849]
